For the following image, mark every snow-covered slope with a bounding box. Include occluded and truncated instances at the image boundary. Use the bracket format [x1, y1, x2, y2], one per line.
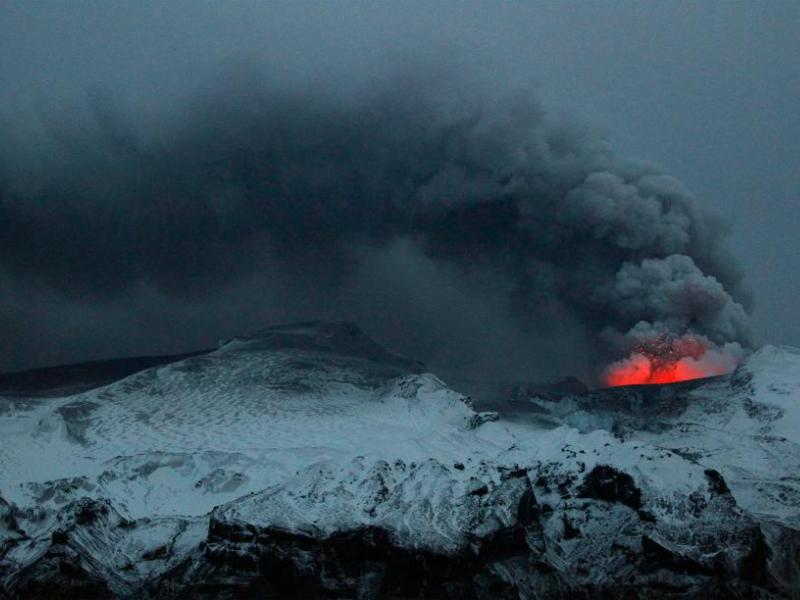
[0, 322, 473, 518]
[519, 345, 800, 529]
[1, 323, 799, 598]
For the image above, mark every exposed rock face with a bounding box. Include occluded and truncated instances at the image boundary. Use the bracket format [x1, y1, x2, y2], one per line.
[576, 465, 642, 510]
[0, 461, 780, 599]
[150, 464, 774, 599]
[1, 324, 799, 598]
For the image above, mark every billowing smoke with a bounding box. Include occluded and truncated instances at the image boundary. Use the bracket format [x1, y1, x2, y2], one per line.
[597, 255, 750, 385]
[0, 70, 751, 384]
[601, 331, 745, 387]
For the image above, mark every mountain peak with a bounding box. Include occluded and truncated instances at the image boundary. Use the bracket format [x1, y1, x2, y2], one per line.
[217, 320, 425, 372]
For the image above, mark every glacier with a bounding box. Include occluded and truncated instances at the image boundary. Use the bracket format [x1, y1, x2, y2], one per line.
[1, 322, 799, 598]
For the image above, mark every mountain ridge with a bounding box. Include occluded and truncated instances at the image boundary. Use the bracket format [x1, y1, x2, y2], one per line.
[1, 322, 798, 598]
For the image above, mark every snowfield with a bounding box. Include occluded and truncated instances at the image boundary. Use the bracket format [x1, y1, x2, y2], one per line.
[1, 322, 799, 598]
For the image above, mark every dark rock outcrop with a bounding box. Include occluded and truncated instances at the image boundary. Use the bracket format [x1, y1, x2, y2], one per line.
[576, 465, 642, 510]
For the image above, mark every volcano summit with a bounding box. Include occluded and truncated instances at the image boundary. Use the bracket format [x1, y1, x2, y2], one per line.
[1, 322, 799, 598]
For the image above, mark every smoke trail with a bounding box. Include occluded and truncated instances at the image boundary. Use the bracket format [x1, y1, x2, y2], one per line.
[0, 71, 751, 382]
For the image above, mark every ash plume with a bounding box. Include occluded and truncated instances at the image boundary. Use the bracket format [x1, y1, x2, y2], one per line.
[0, 70, 751, 383]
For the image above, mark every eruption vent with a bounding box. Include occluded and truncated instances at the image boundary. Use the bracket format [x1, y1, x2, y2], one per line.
[602, 333, 743, 387]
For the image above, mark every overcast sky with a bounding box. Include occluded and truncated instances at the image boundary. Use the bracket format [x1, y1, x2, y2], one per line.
[1, 1, 798, 373]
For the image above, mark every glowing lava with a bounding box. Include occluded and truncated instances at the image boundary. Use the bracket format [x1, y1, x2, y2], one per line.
[602, 334, 740, 387]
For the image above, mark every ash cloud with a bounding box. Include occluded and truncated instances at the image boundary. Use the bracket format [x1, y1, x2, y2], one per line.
[0, 70, 752, 383]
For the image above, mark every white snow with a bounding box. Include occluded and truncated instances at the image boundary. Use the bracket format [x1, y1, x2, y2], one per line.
[620, 345, 800, 527]
[1, 337, 799, 551]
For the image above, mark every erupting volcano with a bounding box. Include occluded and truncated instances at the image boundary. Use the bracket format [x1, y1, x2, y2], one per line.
[602, 334, 742, 387]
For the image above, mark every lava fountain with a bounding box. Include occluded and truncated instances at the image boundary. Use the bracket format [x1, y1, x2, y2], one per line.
[602, 334, 742, 387]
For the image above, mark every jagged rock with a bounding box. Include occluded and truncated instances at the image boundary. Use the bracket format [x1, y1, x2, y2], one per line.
[1, 325, 799, 598]
[468, 411, 500, 428]
[576, 465, 642, 510]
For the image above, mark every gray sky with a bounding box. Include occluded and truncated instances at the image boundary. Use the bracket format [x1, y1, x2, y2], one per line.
[0, 1, 798, 374]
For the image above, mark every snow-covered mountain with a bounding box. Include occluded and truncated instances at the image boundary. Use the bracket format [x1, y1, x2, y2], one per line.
[1, 322, 798, 598]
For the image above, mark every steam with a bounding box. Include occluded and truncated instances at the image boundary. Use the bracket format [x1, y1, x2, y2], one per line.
[596, 255, 750, 385]
[0, 70, 751, 382]
[601, 331, 745, 387]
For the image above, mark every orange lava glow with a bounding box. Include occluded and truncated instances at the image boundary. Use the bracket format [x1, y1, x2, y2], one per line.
[602, 335, 735, 387]
[603, 353, 712, 386]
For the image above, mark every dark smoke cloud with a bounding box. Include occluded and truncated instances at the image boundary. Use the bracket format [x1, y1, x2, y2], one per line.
[0, 70, 751, 384]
